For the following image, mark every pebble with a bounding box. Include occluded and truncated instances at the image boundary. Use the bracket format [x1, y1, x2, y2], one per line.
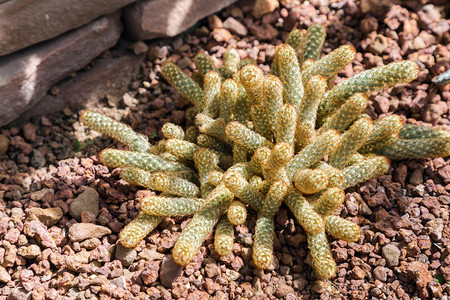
[129, 41, 148, 55]
[18, 244, 41, 259]
[223, 17, 248, 36]
[409, 168, 423, 185]
[274, 282, 295, 298]
[138, 247, 165, 261]
[68, 223, 111, 242]
[382, 244, 400, 267]
[115, 244, 137, 267]
[23, 220, 57, 248]
[0, 135, 9, 155]
[80, 238, 101, 250]
[30, 188, 54, 201]
[23, 123, 37, 142]
[141, 261, 160, 284]
[26, 207, 63, 227]
[159, 255, 183, 288]
[31, 149, 46, 168]
[205, 261, 221, 277]
[373, 266, 389, 281]
[310, 280, 331, 293]
[253, 0, 279, 18]
[65, 249, 90, 271]
[69, 187, 100, 221]
[0, 266, 11, 283]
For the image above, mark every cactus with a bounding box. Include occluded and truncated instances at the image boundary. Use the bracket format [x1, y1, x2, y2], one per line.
[80, 24, 450, 281]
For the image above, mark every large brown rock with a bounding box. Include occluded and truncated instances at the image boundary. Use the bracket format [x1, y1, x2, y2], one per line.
[0, 0, 134, 56]
[14, 52, 143, 125]
[0, 13, 122, 126]
[123, 0, 237, 40]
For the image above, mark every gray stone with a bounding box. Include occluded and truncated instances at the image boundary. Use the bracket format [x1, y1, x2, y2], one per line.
[68, 223, 112, 242]
[0, 13, 122, 126]
[381, 244, 400, 267]
[123, 0, 237, 40]
[115, 244, 137, 267]
[0, 0, 134, 56]
[31, 149, 46, 168]
[159, 255, 183, 288]
[69, 187, 100, 221]
[15, 52, 143, 126]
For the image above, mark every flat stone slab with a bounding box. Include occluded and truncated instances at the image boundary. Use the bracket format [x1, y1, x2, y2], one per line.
[0, 0, 134, 56]
[123, 0, 237, 40]
[15, 52, 143, 125]
[0, 12, 122, 126]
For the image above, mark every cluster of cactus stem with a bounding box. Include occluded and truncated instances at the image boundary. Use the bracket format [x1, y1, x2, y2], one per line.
[81, 24, 450, 279]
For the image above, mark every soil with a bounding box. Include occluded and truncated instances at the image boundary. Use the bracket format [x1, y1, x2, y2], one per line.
[0, 0, 449, 299]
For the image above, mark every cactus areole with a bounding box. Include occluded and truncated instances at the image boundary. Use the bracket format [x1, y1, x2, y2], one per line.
[80, 24, 450, 280]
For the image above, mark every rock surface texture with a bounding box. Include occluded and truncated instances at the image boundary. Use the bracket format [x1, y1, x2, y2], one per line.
[0, 13, 122, 126]
[0, 0, 134, 56]
[123, 0, 237, 40]
[15, 52, 143, 125]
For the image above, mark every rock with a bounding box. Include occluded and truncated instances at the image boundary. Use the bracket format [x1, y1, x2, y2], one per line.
[2, 241, 17, 267]
[0, 266, 11, 283]
[0, 0, 133, 56]
[369, 34, 388, 54]
[223, 17, 248, 36]
[381, 244, 400, 267]
[123, 0, 237, 40]
[438, 165, 450, 184]
[204, 260, 221, 277]
[431, 20, 449, 35]
[17, 52, 143, 125]
[65, 249, 90, 271]
[212, 28, 233, 43]
[360, 16, 378, 33]
[80, 238, 102, 250]
[89, 274, 109, 286]
[31, 149, 46, 168]
[23, 220, 57, 248]
[159, 255, 183, 288]
[409, 168, 423, 185]
[69, 187, 100, 221]
[138, 247, 165, 261]
[0, 13, 122, 126]
[274, 282, 295, 298]
[4, 228, 20, 244]
[373, 95, 389, 114]
[373, 266, 389, 281]
[18, 244, 41, 259]
[141, 261, 160, 285]
[30, 188, 54, 201]
[417, 4, 441, 26]
[311, 280, 331, 294]
[115, 244, 137, 267]
[129, 41, 148, 55]
[0, 135, 9, 154]
[68, 223, 112, 242]
[426, 218, 443, 240]
[398, 261, 432, 298]
[26, 207, 63, 227]
[249, 23, 278, 41]
[22, 123, 37, 142]
[253, 0, 279, 18]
